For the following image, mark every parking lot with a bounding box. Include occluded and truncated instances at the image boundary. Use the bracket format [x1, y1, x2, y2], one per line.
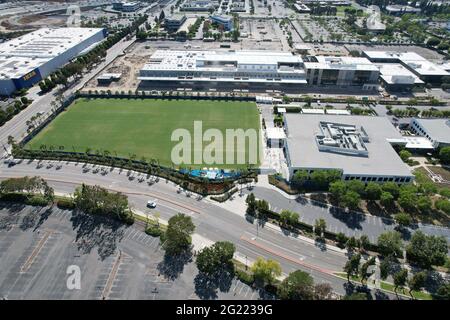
[0, 205, 269, 300]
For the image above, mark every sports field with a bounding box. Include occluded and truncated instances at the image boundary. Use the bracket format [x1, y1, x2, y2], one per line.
[26, 98, 261, 169]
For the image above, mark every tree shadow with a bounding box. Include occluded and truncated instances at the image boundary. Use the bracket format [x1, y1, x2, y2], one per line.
[33, 207, 54, 231]
[157, 249, 193, 281]
[0, 201, 26, 214]
[309, 193, 329, 209]
[374, 289, 390, 300]
[329, 206, 365, 230]
[19, 207, 43, 231]
[0, 203, 25, 231]
[295, 196, 308, 205]
[423, 270, 445, 294]
[194, 265, 234, 300]
[70, 210, 125, 260]
[314, 238, 327, 252]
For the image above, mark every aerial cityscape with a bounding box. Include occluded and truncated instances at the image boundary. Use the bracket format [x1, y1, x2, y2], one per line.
[0, 0, 449, 305]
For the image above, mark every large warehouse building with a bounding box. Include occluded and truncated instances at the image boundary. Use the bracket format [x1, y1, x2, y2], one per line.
[283, 114, 414, 183]
[0, 27, 106, 96]
[303, 56, 380, 90]
[363, 51, 450, 84]
[139, 50, 308, 85]
[409, 118, 450, 148]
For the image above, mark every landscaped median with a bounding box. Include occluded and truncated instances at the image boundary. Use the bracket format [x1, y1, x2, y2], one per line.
[333, 272, 432, 300]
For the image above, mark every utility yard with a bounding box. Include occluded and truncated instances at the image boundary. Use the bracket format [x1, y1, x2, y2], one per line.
[26, 98, 261, 169]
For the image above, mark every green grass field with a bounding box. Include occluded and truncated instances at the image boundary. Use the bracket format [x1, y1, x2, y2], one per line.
[26, 98, 261, 169]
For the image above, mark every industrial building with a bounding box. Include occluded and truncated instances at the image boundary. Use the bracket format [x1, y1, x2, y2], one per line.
[375, 63, 424, 91]
[112, 1, 141, 12]
[0, 27, 106, 96]
[139, 50, 386, 89]
[409, 118, 450, 148]
[210, 15, 234, 31]
[385, 4, 421, 15]
[283, 114, 414, 183]
[180, 0, 219, 12]
[164, 14, 187, 32]
[294, 2, 311, 13]
[303, 56, 379, 89]
[363, 51, 450, 84]
[139, 50, 307, 85]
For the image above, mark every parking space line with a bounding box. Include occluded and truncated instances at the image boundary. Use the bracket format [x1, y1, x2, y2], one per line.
[20, 230, 53, 273]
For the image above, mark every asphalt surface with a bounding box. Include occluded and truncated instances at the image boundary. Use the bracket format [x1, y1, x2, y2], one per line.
[245, 186, 450, 243]
[0, 159, 407, 299]
[0, 205, 272, 300]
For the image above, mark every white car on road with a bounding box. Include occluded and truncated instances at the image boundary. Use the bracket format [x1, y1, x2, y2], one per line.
[147, 200, 157, 208]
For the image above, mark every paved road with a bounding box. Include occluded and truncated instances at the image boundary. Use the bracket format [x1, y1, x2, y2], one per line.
[246, 186, 450, 243]
[0, 159, 404, 298]
[0, 205, 267, 300]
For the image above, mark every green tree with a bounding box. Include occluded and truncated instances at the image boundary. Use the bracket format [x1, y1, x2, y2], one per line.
[256, 199, 269, 219]
[246, 193, 257, 215]
[439, 146, 450, 164]
[399, 150, 412, 162]
[406, 231, 448, 269]
[346, 236, 358, 252]
[394, 212, 412, 228]
[359, 256, 375, 285]
[398, 190, 417, 211]
[380, 191, 394, 207]
[346, 180, 365, 196]
[196, 241, 235, 275]
[314, 218, 326, 237]
[292, 170, 309, 187]
[73, 184, 131, 223]
[280, 210, 299, 226]
[434, 283, 450, 300]
[382, 182, 400, 199]
[163, 213, 195, 255]
[341, 191, 361, 210]
[359, 235, 370, 252]
[426, 37, 440, 47]
[365, 182, 382, 200]
[336, 232, 348, 247]
[435, 199, 450, 214]
[329, 181, 346, 202]
[343, 253, 361, 282]
[393, 269, 408, 295]
[251, 257, 282, 286]
[380, 255, 396, 280]
[417, 196, 432, 213]
[278, 270, 314, 300]
[408, 271, 427, 299]
[377, 231, 403, 258]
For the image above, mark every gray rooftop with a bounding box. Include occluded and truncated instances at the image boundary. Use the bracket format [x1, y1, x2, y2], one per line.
[284, 114, 413, 177]
[413, 118, 450, 144]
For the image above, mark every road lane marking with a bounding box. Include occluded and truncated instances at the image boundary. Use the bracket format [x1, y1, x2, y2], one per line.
[102, 252, 127, 300]
[240, 235, 335, 275]
[0, 175, 202, 215]
[20, 230, 53, 273]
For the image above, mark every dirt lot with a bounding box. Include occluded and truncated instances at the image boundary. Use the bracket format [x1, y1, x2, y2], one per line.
[85, 42, 152, 92]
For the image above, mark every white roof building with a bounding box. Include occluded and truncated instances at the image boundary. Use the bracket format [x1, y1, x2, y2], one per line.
[363, 51, 449, 83]
[284, 114, 414, 182]
[0, 27, 105, 95]
[139, 50, 307, 84]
